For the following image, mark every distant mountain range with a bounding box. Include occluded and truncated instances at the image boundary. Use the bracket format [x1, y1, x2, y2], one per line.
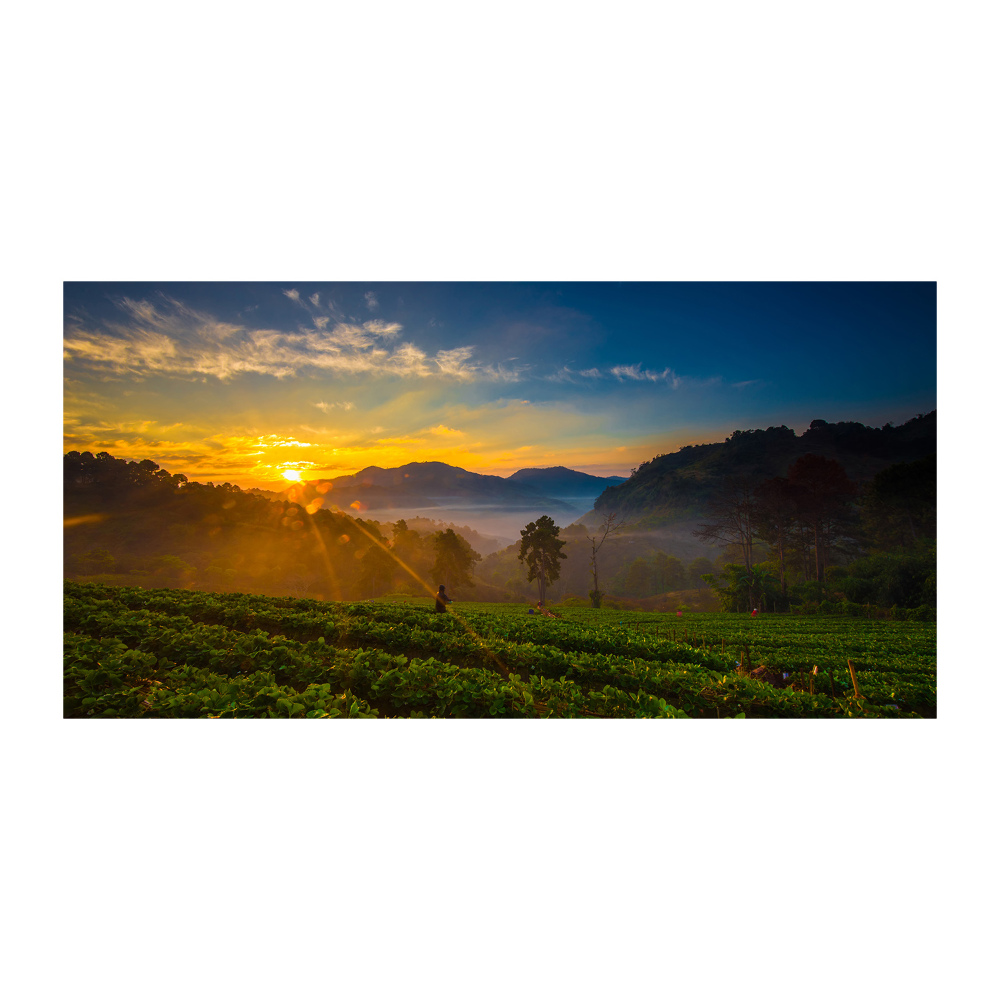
[506, 466, 628, 497]
[282, 462, 625, 516]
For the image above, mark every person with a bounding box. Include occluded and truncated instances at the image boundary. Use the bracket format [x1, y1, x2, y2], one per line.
[434, 584, 453, 613]
[751, 608, 758, 618]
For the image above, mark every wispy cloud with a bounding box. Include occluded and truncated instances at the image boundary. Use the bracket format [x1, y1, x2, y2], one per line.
[314, 401, 356, 412]
[64, 295, 518, 384]
[545, 365, 603, 383]
[365, 291, 379, 311]
[610, 364, 682, 388]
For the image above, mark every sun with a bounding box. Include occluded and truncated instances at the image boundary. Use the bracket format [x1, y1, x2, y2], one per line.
[281, 469, 303, 482]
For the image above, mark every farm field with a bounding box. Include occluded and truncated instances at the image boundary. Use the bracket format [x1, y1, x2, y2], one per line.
[64, 582, 936, 719]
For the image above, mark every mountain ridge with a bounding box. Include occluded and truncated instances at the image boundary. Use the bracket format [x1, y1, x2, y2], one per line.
[282, 461, 624, 514]
[593, 411, 936, 526]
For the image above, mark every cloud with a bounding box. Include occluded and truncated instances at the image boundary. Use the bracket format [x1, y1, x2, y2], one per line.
[365, 291, 379, 311]
[309, 293, 320, 307]
[428, 424, 463, 437]
[610, 364, 682, 388]
[63, 295, 514, 384]
[314, 401, 356, 412]
[362, 320, 402, 339]
[434, 347, 476, 378]
[545, 365, 603, 383]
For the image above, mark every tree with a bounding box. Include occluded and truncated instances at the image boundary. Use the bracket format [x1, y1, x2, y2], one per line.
[388, 519, 432, 592]
[692, 475, 758, 575]
[686, 557, 715, 589]
[358, 542, 395, 598]
[736, 563, 779, 612]
[652, 552, 686, 593]
[431, 528, 480, 592]
[860, 455, 936, 550]
[753, 476, 797, 602]
[518, 516, 567, 605]
[618, 557, 654, 597]
[787, 454, 857, 594]
[586, 511, 627, 607]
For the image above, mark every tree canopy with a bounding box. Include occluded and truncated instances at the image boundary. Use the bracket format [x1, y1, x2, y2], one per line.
[518, 516, 567, 605]
[431, 528, 480, 592]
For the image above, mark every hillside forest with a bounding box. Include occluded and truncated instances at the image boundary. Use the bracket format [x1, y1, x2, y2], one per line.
[63, 412, 936, 614]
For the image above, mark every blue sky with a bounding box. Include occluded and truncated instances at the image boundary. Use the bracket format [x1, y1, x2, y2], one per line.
[63, 281, 936, 489]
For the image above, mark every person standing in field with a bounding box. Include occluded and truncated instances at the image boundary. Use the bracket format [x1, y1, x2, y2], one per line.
[751, 608, 759, 618]
[434, 584, 453, 613]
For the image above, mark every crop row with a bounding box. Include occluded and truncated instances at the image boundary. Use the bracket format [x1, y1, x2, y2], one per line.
[64, 618, 686, 720]
[64, 584, 930, 717]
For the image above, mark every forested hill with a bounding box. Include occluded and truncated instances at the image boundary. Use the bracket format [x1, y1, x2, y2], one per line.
[594, 412, 936, 525]
[63, 451, 496, 600]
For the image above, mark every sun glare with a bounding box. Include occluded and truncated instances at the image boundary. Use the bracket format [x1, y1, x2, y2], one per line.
[281, 469, 302, 482]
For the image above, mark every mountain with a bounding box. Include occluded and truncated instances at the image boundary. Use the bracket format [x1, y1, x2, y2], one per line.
[284, 462, 593, 515]
[505, 466, 626, 497]
[282, 461, 615, 541]
[592, 412, 937, 526]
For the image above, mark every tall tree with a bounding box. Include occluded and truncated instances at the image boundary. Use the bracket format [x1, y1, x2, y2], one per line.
[787, 454, 857, 593]
[431, 528, 480, 592]
[586, 511, 627, 607]
[692, 475, 758, 575]
[518, 515, 567, 605]
[860, 455, 936, 549]
[754, 476, 797, 602]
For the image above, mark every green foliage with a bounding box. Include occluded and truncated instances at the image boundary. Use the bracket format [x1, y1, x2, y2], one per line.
[431, 528, 481, 592]
[518, 516, 567, 604]
[860, 455, 936, 549]
[701, 563, 778, 612]
[64, 581, 935, 719]
[835, 544, 936, 609]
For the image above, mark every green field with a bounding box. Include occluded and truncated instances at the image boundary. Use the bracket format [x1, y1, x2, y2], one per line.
[64, 581, 936, 719]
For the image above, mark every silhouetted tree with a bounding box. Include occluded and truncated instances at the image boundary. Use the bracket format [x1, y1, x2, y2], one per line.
[860, 455, 936, 549]
[754, 476, 797, 601]
[432, 528, 480, 593]
[358, 542, 395, 598]
[518, 516, 567, 605]
[693, 475, 758, 575]
[787, 454, 857, 593]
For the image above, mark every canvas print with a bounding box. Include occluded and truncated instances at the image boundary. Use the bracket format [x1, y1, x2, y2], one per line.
[63, 281, 936, 718]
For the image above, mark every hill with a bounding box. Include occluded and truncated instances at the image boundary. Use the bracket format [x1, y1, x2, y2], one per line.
[594, 412, 936, 526]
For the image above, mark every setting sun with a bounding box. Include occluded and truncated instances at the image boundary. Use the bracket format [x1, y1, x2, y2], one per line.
[281, 469, 302, 482]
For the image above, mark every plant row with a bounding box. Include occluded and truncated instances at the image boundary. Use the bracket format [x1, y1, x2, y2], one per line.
[64, 584, 930, 718]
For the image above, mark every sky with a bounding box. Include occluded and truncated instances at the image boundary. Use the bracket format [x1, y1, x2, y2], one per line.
[63, 281, 936, 491]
